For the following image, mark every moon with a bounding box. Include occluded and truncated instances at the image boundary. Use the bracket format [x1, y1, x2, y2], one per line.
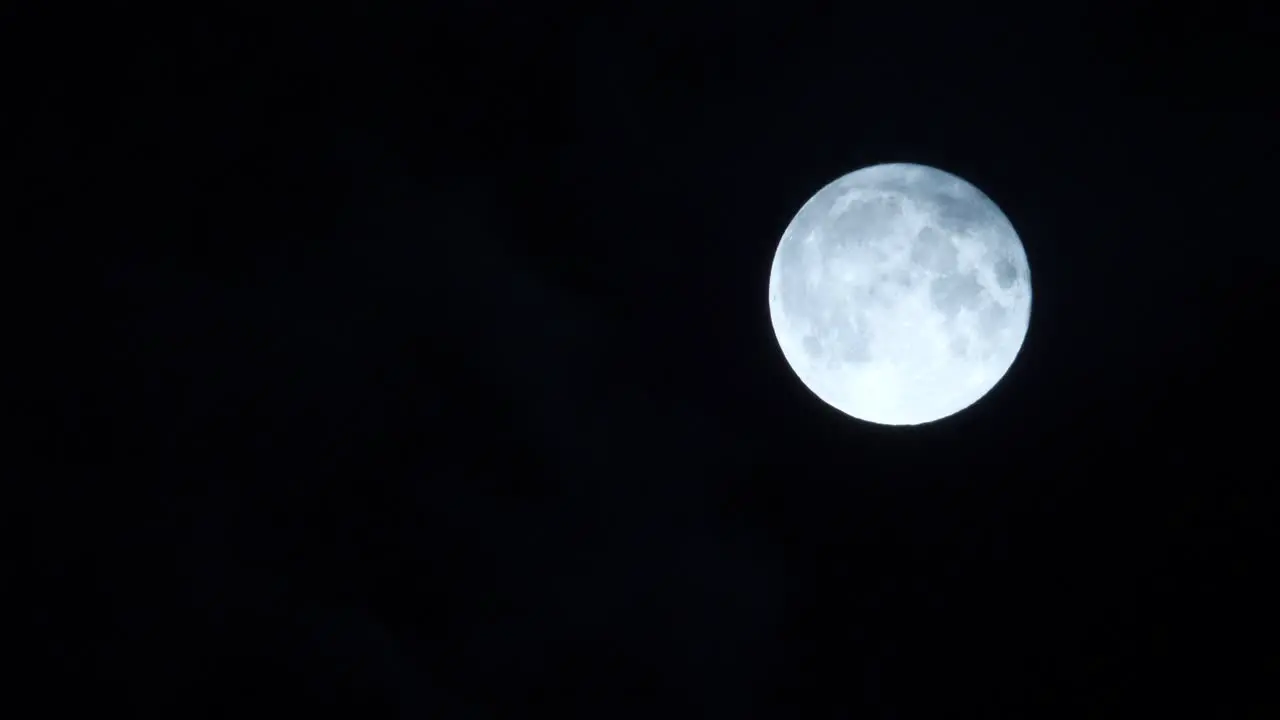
[767, 163, 1032, 426]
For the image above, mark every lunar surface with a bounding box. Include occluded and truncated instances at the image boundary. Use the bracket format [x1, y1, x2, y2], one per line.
[768, 163, 1032, 426]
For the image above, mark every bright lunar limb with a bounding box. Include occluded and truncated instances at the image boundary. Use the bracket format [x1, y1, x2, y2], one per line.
[768, 163, 1032, 426]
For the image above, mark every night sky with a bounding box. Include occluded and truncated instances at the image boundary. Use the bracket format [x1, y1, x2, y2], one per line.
[21, 3, 1276, 717]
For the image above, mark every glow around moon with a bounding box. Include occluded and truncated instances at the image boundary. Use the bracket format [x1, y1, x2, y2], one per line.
[768, 163, 1032, 426]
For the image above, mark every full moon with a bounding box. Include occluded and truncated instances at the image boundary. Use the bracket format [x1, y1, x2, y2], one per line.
[768, 163, 1032, 426]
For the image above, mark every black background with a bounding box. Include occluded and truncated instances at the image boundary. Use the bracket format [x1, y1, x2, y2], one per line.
[17, 3, 1277, 717]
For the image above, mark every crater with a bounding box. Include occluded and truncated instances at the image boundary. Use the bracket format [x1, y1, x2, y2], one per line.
[828, 194, 904, 248]
[876, 268, 912, 292]
[929, 272, 984, 318]
[978, 301, 1010, 338]
[835, 319, 872, 363]
[802, 334, 824, 358]
[800, 315, 872, 365]
[931, 191, 995, 231]
[910, 226, 958, 273]
[994, 256, 1018, 289]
